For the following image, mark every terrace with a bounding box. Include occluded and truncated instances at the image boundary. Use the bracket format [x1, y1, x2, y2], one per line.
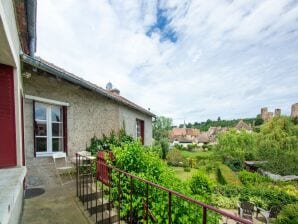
[74, 152, 252, 224]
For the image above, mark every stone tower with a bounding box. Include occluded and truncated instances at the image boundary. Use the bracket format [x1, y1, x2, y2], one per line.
[274, 108, 281, 117]
[291, 103, 298, 118]
[261, 107, 268, 121]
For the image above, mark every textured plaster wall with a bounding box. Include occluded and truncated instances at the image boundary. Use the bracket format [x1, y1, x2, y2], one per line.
[23, 72, 120, 159]
[119, 105, 153, 145]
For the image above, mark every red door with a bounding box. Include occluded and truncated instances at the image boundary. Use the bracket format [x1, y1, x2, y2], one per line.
[0, 64, 17, 167]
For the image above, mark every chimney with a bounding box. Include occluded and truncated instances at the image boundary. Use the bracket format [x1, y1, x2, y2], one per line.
[110, 88, 120, 95]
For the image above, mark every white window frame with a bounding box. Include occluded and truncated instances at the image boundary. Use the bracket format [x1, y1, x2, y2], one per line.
[35, 103, 64, 157]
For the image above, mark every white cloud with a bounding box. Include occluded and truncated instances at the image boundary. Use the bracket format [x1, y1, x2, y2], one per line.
[36, 0, 298, 124]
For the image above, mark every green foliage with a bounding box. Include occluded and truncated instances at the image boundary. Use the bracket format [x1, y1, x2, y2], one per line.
[274, 203, 298, 224]
[216, 129, 257, 163]
[238, 170, 270, 186]
[153, 116, 172, 141]
[86, 129, 133, 155]
[173, 143, 184, 150]
[184, 167, 191, 172]
[181, 118, 256, 131]
[216, 185, 298, 209]
[217, 164, 242, 186]
[110, 141, 219, 223]
[211, 195, 239, 209]
[190, 172, 213, 195]
[159, 138, 169, 159]
[186, 143, 197, 151]
[257, 116, 298, 175]
[216, 116, 298, 175]
[255, 114, 264, 126]
[166, 149, 187, 167]
[224, 158, 243, 171]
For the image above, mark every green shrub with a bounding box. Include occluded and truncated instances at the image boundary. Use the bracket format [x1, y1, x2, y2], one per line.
[174, 144, 184, 150]
[211, 195, 238, 209]
[186, 143, 197, 151]
[189, 172, 213, 195]
[166, 149, 187, 167]
[184, 167, 191, 172]
[275, 203, 298, 224]
[86, 129, 133, 155]
[224, 158, 243, 171]
[217, 164, 242, 186]
[111, 140, 219, 223]
[216, 185, 298, 210]
[238, 170, 270, 186]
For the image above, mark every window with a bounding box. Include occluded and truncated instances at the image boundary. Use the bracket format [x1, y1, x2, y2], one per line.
[34, 102, 65, 156]
[136, 119, 145, 145]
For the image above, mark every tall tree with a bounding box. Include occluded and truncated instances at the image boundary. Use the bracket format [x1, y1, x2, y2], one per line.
[153, 116, 173, 141]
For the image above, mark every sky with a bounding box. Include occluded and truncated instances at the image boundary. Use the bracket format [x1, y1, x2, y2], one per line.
[36, 0, 298, 125]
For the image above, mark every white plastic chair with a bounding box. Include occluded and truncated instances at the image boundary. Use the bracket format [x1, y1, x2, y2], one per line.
[52, 152, 73, 185]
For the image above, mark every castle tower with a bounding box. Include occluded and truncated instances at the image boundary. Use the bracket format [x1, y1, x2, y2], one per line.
[274, 108, 281, 117]
[261, 107, 268, 121]
[291, 103, 298, 118]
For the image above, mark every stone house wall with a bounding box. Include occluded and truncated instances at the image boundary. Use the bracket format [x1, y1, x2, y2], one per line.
[119, 105, 153, 146]
[23, 72, 120, 159]
[23, 71, 153, 161]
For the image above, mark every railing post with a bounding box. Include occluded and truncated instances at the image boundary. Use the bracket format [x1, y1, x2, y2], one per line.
[109, 167, 111, 224]
[96, 171, 98, 223]
[118, 172, 121, 224]
[146, 183, 149, 224]
[101, 165, 104, 223]
[130, 176, 133, 224]
[168, 192, 172, 224]
[202, 207, 207, 224]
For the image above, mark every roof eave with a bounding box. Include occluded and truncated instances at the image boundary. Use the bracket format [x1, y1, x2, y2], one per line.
[21, 54, 155, 117]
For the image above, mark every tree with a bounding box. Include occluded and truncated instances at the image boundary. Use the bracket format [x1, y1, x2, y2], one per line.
[255, 114, 264, 126]
[257, 116, 298, 175]
[153, 116, 173, 141]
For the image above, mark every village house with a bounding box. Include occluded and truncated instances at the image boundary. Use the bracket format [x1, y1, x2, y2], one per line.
[0, 1, 154, 223]
[234, 120, 252, 133]
[22, 55, 154, 160]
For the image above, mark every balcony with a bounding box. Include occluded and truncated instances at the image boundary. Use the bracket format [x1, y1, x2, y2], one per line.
[75, 153, 252, 224]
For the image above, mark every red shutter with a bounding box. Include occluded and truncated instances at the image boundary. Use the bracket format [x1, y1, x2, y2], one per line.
[63, 106, 68, 154]
[0, 64, 17, 167]
[141, 120, 145, 145]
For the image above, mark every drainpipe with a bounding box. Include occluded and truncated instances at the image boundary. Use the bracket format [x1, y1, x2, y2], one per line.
[25, 0, 37, 56]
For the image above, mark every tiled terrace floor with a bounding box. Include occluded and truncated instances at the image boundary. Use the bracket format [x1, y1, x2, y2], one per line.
[21, 159, 89, 224]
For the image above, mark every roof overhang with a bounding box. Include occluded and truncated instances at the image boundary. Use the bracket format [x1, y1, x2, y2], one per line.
[21, 54, 155, 117]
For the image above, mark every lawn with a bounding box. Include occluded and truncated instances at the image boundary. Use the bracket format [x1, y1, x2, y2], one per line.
[180, 150, 214, 159]
[171, 166, 197, 181]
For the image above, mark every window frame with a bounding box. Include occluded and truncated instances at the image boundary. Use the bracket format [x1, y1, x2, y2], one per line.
[136, 119, 145, 145]
[34, 102, 66, 157]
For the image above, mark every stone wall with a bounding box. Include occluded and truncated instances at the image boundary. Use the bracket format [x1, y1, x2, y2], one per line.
[23, 72, 120, 159]
[119, 105, 153, 146]
[291, 103, 298, 118]
[23, 70, 153, 159]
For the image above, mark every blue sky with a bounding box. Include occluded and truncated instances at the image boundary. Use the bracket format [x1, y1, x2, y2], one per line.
[36, 0, 298, 125]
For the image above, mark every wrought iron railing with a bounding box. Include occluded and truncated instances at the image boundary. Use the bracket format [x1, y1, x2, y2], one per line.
[75, 152, 252, 224]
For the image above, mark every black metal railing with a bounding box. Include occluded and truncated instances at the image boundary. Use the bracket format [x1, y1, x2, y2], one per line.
[76, 152, 253, 224]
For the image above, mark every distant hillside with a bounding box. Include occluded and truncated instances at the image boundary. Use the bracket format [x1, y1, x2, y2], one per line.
[179, 118, 257, 132]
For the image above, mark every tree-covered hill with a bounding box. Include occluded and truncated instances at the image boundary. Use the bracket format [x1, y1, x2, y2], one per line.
[179, 117, 260, 131]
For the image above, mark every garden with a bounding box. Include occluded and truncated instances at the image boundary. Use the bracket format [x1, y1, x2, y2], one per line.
[85, 116, 298, 223]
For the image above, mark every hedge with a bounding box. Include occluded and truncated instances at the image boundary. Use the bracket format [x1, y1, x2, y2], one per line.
[217, 164, 242, 186]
